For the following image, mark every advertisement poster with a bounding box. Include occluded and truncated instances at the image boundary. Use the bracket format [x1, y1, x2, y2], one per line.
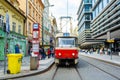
[33, 31, 38, 38]
[32, 44, 39, 52]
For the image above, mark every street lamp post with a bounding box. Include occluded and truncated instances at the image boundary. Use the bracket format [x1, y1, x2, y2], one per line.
[42, 5, 54, 47]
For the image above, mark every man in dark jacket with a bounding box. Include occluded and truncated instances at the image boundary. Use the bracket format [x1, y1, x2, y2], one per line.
[15, 44, 20, 53]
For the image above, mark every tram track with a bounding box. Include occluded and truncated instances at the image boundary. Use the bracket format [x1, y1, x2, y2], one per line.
[51, 65, 59, 80]
[75, 66, 83, 80]
[51, 65, 83, 80]
[80, 58, 120, 80]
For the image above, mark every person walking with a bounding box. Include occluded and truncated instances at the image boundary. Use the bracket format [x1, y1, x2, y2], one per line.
[50, 46, 54, 57]
[47, 48, 51, 58]
[100, 48, 103, 55]
[39, 46, 46, 60]
[15, 44, 20, 53]
[108, 48, 111, 55]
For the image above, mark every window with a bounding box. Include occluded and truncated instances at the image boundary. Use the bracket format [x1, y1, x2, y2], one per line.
[18, 25, 21, 34]
[85, 14, 91, 20]
[36, 13, 37, 21]
[31, 0, 34, 3]
[116, 1, 120, 6]
[97, 5, 99, 14]
[0, 15, 4, 27]
[12, 22, 16, 32]
[28, 22, 31, 34]
[28, 6, 31, 15]
[33, 10, 34, 17]
[94, 8, 96, 17]
[99, 1, 102, 12]
[84, 0, 89, 3]
[85, 22, 90, 29]
[102, 0, 104, 9]
[58, 38, 75, 47]
[85, 5, 91, 12]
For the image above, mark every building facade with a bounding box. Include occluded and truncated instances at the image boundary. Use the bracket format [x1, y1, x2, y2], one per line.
[50, 15, 58, 46]
[73, 26, 78, 36]
[25, 0, 44, 54]
[91, 0, 120, 54]
[77, 0, 92, 48]
[0, 0, 26, 60]
[42, 0, 51, 47]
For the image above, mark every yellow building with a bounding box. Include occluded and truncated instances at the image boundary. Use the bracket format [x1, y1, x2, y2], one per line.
[26, 0, 44, 41]
[18, 0, 44, 49]
[0, 0, 25, 34]
[0, 0, 26, 60]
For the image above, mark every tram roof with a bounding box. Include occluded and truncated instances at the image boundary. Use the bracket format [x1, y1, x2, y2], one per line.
[55, 33, 77, 38]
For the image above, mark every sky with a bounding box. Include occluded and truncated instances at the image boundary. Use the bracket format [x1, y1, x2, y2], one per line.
[49, 0, 81, 32]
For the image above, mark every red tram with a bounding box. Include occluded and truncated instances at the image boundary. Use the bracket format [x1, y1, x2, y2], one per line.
[55, 33, 79, 65]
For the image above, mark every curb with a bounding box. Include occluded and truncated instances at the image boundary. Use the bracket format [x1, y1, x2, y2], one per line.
[0, 60, 54, 80]
[79, 54, 120, 67]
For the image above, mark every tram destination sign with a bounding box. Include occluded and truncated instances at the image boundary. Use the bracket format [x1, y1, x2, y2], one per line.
[63, 33, 70, 36]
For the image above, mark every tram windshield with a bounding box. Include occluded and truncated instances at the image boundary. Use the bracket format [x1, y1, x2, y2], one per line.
[58, 38, 75, 47]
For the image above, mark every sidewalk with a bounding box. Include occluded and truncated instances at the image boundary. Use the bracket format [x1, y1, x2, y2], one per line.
[0, 56, 54, 80]
[79, 52, 120, 66]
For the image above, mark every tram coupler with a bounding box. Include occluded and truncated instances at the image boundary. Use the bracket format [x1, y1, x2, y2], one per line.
[65, 61, 69, 66]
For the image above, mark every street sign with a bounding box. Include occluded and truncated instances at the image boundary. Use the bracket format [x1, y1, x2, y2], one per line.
[32, 23, 40, 55]
[33, 23, 39, 30]
[6, 12, 10, 33]
[33, 31, 39, 39]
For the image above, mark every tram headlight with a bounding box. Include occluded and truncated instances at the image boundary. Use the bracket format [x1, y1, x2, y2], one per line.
[72, 53, 75, 56]
[58, 53, 62, 56]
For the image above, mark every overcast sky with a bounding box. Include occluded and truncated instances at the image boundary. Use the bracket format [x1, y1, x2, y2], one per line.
[49, 0, 81, 32]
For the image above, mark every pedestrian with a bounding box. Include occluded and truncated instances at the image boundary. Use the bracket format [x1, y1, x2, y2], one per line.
[15, 44, 20, 53]
[108, 48, 111, 55]
[28, 47, 32, 56]
[50, 46, 54, 57]
[100, 48, 103, 55]
[47, 48, 50, 58]
[39, 46, 46, 60]
[90, 48, 93, 54]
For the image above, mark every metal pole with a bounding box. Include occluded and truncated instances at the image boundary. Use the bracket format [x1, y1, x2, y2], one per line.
[42, 13, 44, 47]
[110, 43, 113, 60]
[4, 32, 7, 74]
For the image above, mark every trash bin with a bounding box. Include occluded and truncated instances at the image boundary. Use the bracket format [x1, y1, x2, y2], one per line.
[30, 56, 39, 70]
[7, 54, 23, 74]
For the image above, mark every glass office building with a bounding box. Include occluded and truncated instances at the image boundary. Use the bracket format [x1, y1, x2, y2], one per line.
[77, 0, 92, 48]
[91, 0, 120, 54]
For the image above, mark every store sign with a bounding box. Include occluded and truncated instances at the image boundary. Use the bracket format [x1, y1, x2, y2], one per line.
[107, 39, 114, 43]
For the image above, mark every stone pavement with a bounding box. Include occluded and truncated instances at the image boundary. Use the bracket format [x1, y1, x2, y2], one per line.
[79, 52, 120, 66]
[0, 56, 54, 80]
